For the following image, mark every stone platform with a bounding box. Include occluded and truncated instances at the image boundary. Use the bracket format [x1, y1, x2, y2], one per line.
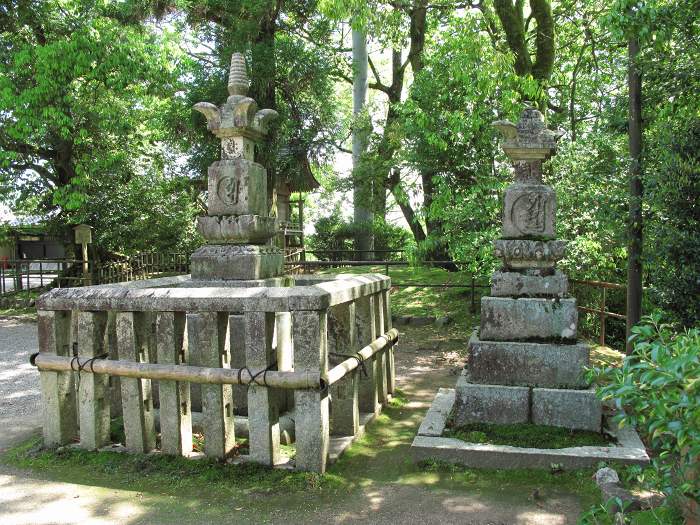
[454, 374, 602, 432]
[411, 388, 649, 470]
[465, 332, 589, 388]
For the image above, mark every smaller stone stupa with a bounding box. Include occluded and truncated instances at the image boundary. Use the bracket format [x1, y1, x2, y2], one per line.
[190, 53, 283, 281]
[453, 105, 602, 432]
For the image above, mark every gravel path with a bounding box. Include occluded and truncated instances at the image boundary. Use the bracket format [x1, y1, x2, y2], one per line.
[0, 318, 42, 450]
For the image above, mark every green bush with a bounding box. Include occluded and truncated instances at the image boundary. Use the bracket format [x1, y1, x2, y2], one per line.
[307, 213, 411, 261]
[587, 313, 700, 502]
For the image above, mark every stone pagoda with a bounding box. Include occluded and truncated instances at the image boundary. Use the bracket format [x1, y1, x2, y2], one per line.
[454, 105, 602, 432]
[190, 53, 283, 281]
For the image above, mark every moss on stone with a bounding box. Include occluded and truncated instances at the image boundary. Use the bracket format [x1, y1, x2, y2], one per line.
[445, 422, 613, 449]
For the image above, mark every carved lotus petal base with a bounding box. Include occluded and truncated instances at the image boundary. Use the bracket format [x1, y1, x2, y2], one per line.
[196, 215, 277, 244]
[493, 239, 567, 269]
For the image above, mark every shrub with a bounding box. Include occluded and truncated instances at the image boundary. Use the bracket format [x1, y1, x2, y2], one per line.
[587, 313, 700, 504]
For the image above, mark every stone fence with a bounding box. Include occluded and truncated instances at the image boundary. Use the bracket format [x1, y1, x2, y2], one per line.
[32, 273, 396, 473]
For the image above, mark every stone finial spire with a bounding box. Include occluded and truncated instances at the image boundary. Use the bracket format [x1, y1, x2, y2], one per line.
[228, 52, 250, 96]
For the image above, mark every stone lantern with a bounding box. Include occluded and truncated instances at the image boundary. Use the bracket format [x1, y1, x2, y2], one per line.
[190, 53, 283, 281]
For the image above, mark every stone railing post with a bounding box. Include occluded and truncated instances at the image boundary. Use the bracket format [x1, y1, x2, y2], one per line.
[77, 311, 110, 450]
[187, 312, 235, 458]
[356, 295, 380, 416]
[156, 312, 192, 456]
[382, 290, 396, 394]
[293, 309, 329, 473]
[116, 312, 156, 453]
[38, 310, 77, 446]
[372, 293, 388, 404]
[244, 311, 281, 465]
[229, 314, 248, 415]
[329, 301, 359, 437]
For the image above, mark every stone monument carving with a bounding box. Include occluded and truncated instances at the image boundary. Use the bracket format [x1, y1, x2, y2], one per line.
[190, 53, 284, 280]
[453, 105, 602, 432]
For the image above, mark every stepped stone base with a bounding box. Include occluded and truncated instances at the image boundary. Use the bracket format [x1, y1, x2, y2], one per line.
[455, 373, 601, 431]
[190, 244, 284, 280]
[454, 376, 529, 425]
[412, 388, 650, 470]
[491, 270, 568, 297]
[480, 296, 578, 341]
[532, 387, 602, 432]
[466, 332, 590, 388]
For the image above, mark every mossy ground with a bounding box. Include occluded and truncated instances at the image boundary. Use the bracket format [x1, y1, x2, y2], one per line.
[445, 421, 613, 449]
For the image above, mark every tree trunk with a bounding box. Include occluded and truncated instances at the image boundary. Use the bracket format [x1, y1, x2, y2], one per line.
[625, 36, 643, 354]
[352, 28, 374, 260]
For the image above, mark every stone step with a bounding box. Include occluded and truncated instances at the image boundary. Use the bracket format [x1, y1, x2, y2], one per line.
[480, 296, 578, 341]
[465, 332, 589, 388]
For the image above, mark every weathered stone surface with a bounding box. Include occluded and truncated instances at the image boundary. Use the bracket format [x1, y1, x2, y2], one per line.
[244, 311, 281, 465]
[491, 270, 568, 297]
[190, 244, 284, 281]
[38, 310, 78, 447]
[480, 296, 578, 341]
[493, 239, 567, 269]
[454, 374, 529, 426]
[155, 311, 192, 456]
[411, 435, 650, 470]
[411, 388, 649, 470]
[503, 183, 556, 239]
[417, 388, 455, 437]
[595, 467, 620, 486]
[492, 106, 562, 162]
[206, 159, 268, 216]
[532, 387, 602, 432]
[196, 215, 277, 244]
[77, 311, 111, 450]
[292, 310, 330, 473]
[466, 332, 589, 388]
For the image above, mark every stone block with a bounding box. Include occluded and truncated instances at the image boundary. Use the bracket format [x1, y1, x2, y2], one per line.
[207, 159, 267, 216]
[493, 239, 567, 270]
[417, 388, 455, 437]
[466, 332, 589, 388]
[502, 183, 556, 239]
[491, 270, 568, 297]
[480, 296, 578, 341]
[532, 387, 602, 432]
[190, 244, 284, 280]
[454, 374, 529, 426]
[196, 215, 277, 244]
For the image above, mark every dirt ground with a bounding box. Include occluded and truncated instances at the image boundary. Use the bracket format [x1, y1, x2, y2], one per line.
[0, 321, 591, 525]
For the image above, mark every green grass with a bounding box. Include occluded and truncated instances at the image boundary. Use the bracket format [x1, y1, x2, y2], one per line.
[2, 392, 602, 521]
[445, 422, 613, 449]
[318, 265, 485, 324]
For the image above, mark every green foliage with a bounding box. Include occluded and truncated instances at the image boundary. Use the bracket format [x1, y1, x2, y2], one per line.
[0, 0, 199, 253]
[587, 313, 700, 501]
[307, 212, 411, 259]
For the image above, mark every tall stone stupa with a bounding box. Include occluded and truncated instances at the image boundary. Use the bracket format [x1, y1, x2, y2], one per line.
[190, 53, 284, 281]
[453, 105, 602, 432]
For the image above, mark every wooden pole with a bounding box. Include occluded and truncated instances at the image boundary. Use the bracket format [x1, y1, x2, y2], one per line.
[327, 328, 399, 386]
[33, 353, 321, 389]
